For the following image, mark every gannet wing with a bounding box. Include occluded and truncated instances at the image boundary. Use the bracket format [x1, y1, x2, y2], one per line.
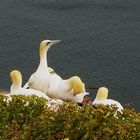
[23, 67, 54, 89]
[23, 73, 35, 89]
[23, 82, 29, 89]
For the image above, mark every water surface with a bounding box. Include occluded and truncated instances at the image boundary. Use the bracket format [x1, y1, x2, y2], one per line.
[0, 0, 140, 110]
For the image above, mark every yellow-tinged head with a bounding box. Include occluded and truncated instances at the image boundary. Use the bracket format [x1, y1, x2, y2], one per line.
[95, 87, 108, 101]
[40, 40, 61, 57]
[10, 70, 22, 87]
[70, 76, 85, 95]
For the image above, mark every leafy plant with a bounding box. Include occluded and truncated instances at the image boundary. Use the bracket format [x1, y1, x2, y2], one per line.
[0, 93, 140, 140]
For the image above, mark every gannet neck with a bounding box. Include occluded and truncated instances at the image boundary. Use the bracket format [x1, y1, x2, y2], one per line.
[95, 87, 108, 101]
[38, 41, 49, 71]
[69, 76, 85, 95]
[39, 52, 48, 71]
[38, 40, 61, 71]
[10, 70, 22, 91]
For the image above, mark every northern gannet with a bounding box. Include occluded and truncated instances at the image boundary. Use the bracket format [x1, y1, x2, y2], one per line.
[23, 40, 61, 91]
[47, 75, 89, 103]
[10, 70, 50, 99]
[92, 87, 123, 113]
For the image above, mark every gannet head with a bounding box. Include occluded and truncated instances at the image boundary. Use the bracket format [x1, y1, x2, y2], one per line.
[69, 76, 85, 95]
[10, 70, 22, 88]
[95, 87, 108, 101]
[40, 40, 61, 57]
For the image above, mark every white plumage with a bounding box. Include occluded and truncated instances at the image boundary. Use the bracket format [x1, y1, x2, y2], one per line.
[10, 70, 50, 100]
[23, 40, 61, 93]
[9, 70, 64, 111]
[47, 73, 89, 103]
[24, 40, 88, 103]
[92, 87, 123, 112]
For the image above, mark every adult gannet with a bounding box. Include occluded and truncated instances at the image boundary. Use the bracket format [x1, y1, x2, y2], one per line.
[92, 87, 123, 112]
[10, 70, 50, 99]
[47, 75, 89, 103]
[23, 40, 61, 92]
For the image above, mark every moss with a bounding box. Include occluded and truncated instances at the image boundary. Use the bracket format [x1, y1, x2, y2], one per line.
[0, 93, 140, 140]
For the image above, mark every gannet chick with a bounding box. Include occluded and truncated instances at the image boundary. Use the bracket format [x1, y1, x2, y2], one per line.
[47, 75, 89, 103]
[23, 40, 61, 92]
[92, 87, 123, 113]
[10, 70, 50, 99]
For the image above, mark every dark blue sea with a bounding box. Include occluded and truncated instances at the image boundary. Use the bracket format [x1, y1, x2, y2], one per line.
[0, 0, 140, 110]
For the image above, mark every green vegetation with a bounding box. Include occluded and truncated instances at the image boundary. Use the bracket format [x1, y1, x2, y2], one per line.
[0, 94, 140, 140]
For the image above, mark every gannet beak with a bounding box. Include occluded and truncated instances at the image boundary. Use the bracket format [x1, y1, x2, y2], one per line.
[50, 40, 61, 45]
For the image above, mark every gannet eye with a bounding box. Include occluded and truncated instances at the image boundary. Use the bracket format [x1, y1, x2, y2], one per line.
[46, 42, 51, 46]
